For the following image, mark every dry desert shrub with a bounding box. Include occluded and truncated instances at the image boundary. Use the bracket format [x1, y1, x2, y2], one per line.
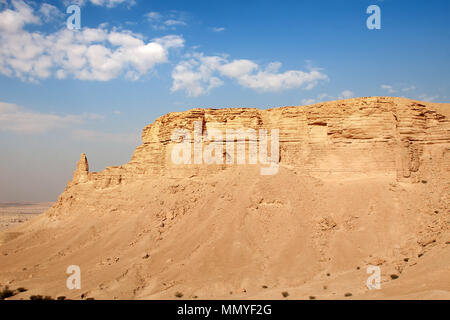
[29, 295, 53, 300]
[0, 286, 15, 300]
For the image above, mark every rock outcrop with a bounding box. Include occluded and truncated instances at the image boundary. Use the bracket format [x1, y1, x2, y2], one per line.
[71, 97, 450, 189]
[72, 153, 89, 184]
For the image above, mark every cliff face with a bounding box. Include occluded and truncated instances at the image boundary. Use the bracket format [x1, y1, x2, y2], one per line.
[72, 97, 450, 189]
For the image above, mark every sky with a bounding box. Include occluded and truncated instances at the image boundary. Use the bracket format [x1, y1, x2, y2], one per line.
[0, 0, 449, 202]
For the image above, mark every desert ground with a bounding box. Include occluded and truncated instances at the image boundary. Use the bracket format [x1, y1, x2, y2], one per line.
[0, 97, 449, 300]
[0, 203, 52, 232]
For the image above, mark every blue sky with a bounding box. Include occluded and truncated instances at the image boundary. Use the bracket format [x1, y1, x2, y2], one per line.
[0, 0, 449, 201]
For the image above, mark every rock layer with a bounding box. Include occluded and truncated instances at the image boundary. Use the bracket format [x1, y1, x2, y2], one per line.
[73, 97, 450, 189]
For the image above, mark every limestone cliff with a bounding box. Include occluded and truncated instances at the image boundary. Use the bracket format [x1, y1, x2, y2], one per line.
[70, 97, 450, 189]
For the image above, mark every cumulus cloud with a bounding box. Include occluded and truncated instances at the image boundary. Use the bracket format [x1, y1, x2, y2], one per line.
[0, 101, 102, 133]
[172, 53, 328, 97]
[171, 54, 225, 97]
[218, 59, 258, 78]
[0, 0, 39, 32]
[0, 1, 184, 82]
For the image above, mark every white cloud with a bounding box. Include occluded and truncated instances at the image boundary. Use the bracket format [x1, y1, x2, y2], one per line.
[0, 0, 39, 32]
[145, 10, 188, 30]
[90, 0, 135, 8]
[381, 84, 396, 94]
[172, 53, 328, 97]
[402, 85, 416, 92]
[302, 90, 354, 105]
[417, 94, 439, 102]
[38, 3, 63, 22]
[219, 59, 258, 78]
[212, 27, 225, 32]
[301, 98, 317, 105]
[0, 101, 139, 144]
[338, 90, 355, 99]
[0, 101, 102, 133]
[236, 68, 327, 91]
[0, 1, 184, 82]
[72, 129, 139, 144]
[145, 11, 162, 22]
[164, 19, 186, 27]
[63, 0, 135, 8]
[381, 84, 417, 95]
[171, 54, 225, 97]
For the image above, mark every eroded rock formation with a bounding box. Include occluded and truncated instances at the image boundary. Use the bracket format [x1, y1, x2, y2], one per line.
[70, 97, 450, 189]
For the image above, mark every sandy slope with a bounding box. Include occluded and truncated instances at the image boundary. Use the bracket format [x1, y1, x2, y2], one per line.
[1, 167, 448, 300]
[0, 97, 448, 300]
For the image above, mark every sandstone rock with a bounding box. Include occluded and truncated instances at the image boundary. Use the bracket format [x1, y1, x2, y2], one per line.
[68, 97, 450, 188]
[72, 153, 89, 184]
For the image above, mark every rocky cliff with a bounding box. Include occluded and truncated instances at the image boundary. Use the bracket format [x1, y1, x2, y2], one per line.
[70, 97, 450, 189]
